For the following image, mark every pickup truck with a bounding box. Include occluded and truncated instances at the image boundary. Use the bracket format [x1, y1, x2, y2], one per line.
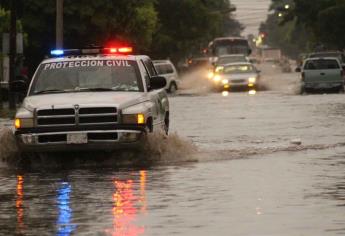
[299, 57, 344, 93]
[12, 47, 169, 153]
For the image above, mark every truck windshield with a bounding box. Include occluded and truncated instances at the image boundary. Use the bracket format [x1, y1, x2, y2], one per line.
[304, 59, 340, 70]
[30, 59, 143, 95]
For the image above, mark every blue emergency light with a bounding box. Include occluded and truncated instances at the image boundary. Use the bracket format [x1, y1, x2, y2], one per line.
[49, 46, 133, 57]
[50, 49, 64, 56]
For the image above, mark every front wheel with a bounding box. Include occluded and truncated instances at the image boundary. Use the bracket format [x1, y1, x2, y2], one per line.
[168, 82, 178, 94]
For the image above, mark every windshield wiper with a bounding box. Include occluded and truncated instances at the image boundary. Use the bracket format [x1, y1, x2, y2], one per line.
[34, 89, 67, 95]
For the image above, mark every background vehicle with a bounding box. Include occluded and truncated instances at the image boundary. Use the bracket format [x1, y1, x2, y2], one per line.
[208, 37, 252, 57]
[300, 57, 344, 93]
[153, 60, 179, 93]
[212, 62, 260, 91]
[257, 46, 281, 63]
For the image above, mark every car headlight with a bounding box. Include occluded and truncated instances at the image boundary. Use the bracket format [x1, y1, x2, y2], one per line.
[207, 71, 214, 79]
[14, 118, 34, 129]
[248, 77, 256, 83]
[122, 113, 145, 124]
[213, 75, 221, 82]
[222, 79, 229, 85]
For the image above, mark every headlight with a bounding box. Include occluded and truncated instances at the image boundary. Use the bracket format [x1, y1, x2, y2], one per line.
[207, 71, 214, 79]
[222, 79, 229, 85]
[122, 113, 145, 124]
[14, 118, 34, 129]
[248, 77, 256, 83]
[213, 75, 221, 82]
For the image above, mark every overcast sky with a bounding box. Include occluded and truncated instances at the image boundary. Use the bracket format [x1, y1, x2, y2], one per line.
[231, 0, 271, 36]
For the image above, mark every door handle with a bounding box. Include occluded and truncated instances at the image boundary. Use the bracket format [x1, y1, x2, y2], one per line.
[320, 73, 325, 76]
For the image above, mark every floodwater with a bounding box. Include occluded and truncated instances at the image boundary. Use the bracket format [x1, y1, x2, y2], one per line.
[0, 63, 345, 235]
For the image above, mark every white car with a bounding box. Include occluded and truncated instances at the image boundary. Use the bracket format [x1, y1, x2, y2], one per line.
[12, 47, 169, 153]
[212, 62, 261, 90]
[153, 60, 179, 93]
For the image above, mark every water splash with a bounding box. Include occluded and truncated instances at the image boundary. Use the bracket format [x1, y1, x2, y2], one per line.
[0, 128, 20, 166]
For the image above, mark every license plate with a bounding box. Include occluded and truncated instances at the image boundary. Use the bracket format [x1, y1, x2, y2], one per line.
[67, 133, 88, 144]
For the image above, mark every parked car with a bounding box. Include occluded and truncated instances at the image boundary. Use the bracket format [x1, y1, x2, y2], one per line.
[211, 62, 261, 91]
[153, 60, 179, 93]
[298, 57, 344, 93]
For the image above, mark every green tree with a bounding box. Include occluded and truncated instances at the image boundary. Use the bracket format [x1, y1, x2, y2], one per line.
[151, 0, 242, 62]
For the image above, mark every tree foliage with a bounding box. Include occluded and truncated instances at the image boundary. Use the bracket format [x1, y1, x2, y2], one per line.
[262, 0, 345, 57]
[0, 0, 242, 71]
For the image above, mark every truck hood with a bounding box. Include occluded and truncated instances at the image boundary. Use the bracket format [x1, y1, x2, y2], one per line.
[23, 92, 148, 111]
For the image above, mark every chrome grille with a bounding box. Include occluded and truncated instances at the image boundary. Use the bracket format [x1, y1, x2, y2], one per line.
[36, 107, 118, 127]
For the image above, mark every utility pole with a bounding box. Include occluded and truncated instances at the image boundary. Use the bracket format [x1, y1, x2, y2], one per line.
[9, 0, 17, 110]
[56, 0, 64, 49]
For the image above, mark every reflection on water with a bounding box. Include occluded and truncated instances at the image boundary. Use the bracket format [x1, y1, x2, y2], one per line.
[56, 182, 76, 236]
[221, 91, 229, 97]
[248, 89, 256, 95]
[16, 175, 24, 234]
[106, 170, 147, 236]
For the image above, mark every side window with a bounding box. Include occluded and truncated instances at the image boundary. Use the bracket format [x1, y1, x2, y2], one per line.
[143, 59, 157, 77]
[140, 60, 151, 90]
[155, 64, 163, 75]
[165, 64, 174, 74]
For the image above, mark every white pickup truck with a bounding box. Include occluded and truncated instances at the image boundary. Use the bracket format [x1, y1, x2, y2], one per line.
[12, 47, 169, 153]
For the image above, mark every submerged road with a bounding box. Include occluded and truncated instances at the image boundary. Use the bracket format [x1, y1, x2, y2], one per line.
[0, 63, 344, 235]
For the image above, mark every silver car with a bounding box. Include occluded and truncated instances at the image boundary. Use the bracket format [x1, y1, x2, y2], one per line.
[13, 48, 169, 153]
[212, 62, 260, 90]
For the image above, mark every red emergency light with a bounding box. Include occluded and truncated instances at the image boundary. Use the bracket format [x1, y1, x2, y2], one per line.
[105, 47, 133, 54]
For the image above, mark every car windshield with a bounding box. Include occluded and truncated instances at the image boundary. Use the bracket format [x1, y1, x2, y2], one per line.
[30, 59, 142, 95]
[304, 59, 340, 70]
[222, 64, 255, 74]
[217, 56, 247, 65]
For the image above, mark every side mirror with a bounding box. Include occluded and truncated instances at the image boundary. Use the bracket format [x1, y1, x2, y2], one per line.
[10, 76, 28, 93]
[150, 76, 167, 90]
[295, 67, 301, 73]
[248, 49, 252, 55]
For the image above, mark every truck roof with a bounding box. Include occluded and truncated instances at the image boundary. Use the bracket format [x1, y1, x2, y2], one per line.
[42, 55, 149, 64]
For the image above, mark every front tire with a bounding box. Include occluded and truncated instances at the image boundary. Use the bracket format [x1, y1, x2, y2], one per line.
[168, 82, 178, 94]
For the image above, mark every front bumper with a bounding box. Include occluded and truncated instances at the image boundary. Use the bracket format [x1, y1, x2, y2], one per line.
[16, 127, 146, 153]
[215, 80, 256, 89]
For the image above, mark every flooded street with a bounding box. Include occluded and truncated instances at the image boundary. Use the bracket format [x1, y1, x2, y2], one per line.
[1, 64, 345, 235]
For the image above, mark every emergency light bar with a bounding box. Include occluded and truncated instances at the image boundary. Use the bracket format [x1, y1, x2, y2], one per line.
[50, 46, 133, 57]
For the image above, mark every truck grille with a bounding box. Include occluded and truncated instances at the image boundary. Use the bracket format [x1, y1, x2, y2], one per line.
[36, 107, 118, 127]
